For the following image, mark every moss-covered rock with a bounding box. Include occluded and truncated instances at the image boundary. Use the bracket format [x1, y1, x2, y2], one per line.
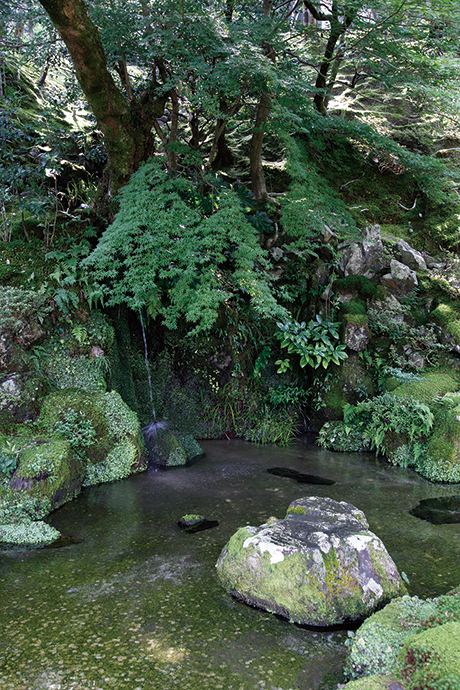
[0, 287, 45, 375]
[311, 354, 375, 431]
[432, 302, 460, 346]
[0, 372, 43, 427]
[152, 428, 188, 467]
[343, 314, 371, 352]
[216, 496, 406, 627]
[9, 439, 82, 515]
[174, 432, 204, 461]
[345, 596, 439, 679]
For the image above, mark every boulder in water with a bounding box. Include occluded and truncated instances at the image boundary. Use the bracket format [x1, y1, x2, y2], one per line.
[216, 496, 406, 627]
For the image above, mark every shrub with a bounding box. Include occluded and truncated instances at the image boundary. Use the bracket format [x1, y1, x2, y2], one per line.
[343, 394, 434, 456]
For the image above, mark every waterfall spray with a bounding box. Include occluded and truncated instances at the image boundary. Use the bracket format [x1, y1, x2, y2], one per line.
[138, 309, 166, 450]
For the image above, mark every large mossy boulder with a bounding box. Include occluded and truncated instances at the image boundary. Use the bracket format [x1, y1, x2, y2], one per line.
[216, 496, 406, 627]
[38, 389, 147, 486]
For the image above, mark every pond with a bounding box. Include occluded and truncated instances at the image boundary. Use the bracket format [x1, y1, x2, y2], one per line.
[1, 438, 460, 690]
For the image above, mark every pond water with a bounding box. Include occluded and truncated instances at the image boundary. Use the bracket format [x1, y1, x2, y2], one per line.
[1, 438, 460, 690]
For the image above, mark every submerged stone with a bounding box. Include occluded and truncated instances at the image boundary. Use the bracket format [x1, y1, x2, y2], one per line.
[216, 496, 406, 627]
[148, 428, 203, 467]
[178, 514, 206, 527]
[267, 467, 335, 485]
[178, 514, 219, 533]
[410, 495, 460, 524]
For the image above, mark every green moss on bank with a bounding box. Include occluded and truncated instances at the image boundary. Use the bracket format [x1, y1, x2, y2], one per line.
[0, 520, 59, 547]
[390, 372, 458, 406]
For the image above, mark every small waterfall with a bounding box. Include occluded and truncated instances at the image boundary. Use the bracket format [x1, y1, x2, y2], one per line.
[138, 309, 166, 458]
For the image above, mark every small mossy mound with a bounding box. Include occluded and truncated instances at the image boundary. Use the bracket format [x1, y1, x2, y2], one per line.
[0, 520, 60, 547]
[400, 621, 460, 689]
[179, 514, 205, 526]
[345, 596, 439, 679]
[334, 276, 384, 300]
[343, 313, 369, 327]
[341, 299, 368, 316]
[389, 371, 459, 406]
[39, 389, 146, 483]
[153, 428, 188, 467]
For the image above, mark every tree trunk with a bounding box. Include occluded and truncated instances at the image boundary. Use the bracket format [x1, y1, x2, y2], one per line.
[308, 1, 355, 115]
[250, 91, 271, 202]
[249, 0, 274, 202]
[37, 0, 163, 199]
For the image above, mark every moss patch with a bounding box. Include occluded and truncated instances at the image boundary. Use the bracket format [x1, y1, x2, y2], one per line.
[432, 303, 460, 345]
[389, 372, 459, 406]
[345, 595, 438, 679]
[401, 621, 460, 689]
[0, 520, 59, 547]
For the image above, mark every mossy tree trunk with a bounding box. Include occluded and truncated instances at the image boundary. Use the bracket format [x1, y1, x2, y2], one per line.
[37, 0, 166, 202]
[304, 0, 356, 115]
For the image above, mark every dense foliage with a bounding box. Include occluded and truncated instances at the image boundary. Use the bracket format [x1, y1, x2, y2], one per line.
[83, 159, 286, 332]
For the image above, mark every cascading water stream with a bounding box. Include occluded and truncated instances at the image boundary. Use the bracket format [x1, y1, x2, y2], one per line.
[138, 308, 166, 454]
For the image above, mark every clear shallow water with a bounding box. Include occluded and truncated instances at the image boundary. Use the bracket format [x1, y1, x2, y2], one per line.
[1, 438, 460, 690]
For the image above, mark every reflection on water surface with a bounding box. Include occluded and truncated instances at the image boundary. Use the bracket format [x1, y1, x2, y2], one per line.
[1, 438, 460, 689]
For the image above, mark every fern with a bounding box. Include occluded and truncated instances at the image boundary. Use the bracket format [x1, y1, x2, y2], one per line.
[83, 160, 287, 333]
